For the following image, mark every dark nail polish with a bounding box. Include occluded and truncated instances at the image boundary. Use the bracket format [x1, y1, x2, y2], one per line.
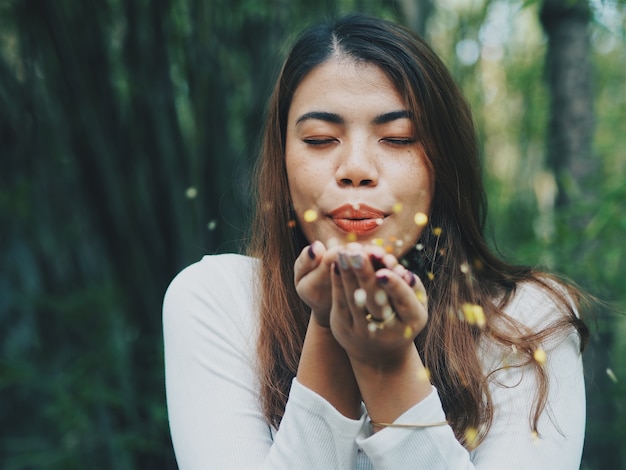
[308, 244, 315, 260]
[333, 263, 340, 275]
[376, 273, 389, 284]
[408, 272, 416, 287]
[370, 254, 385, 271]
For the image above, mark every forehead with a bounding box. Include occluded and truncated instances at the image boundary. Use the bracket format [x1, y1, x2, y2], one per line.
[289, 57, 406, 115]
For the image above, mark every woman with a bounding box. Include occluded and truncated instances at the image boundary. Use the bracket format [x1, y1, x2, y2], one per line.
[164, 14, 588, 469]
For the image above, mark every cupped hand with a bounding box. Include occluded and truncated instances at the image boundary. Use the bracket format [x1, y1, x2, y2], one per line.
[328, 243, 429, 368]
[294, 241, 343, 327]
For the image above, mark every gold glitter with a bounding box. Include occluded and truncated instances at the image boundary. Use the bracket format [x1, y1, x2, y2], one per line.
[533, 348, 547, 365]
[464, 427, 479, 449]
[427, 272, 435, 280]
[346, 232, 357, 242]
[303, 209, 318, 222]
[432, 227, 442, 236]
[287, 220, 296, 228]
[414, 212, 428, 226]
[417, 367, 431, 383]
[385, 245, 393, 253]
[392, 202, 403, 213]
[404, 325, 413, 339]
[416, 290, 427, 304]
[460, 263, 470, 274]
[461, 303, 486, 328]
[606, 368, 618, 383]
[372, 238, 384, 246]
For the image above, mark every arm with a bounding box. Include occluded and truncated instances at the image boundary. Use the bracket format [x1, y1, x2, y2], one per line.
[163, 254, 365, 470]
[327, 246, 585, 469]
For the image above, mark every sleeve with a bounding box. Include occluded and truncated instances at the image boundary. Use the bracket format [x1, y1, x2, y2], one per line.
[163, 255, 365, 470]
[354, 284, 585, 470]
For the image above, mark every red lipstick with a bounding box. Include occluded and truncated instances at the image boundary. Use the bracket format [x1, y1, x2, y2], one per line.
[328, 204, 386, 235]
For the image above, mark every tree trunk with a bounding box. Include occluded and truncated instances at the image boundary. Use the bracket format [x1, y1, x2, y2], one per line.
[540, 1, 620, 468]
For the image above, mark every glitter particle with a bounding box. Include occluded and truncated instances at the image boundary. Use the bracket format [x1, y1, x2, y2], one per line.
[460, 263, 470, 274]
[414, 212, 428, 226]
[404, 325, 413, 339]
[303, 209, 318, 222]
[375, 218, 383, 226]
[287, 220, 296, 228]
[354, 289, 367, 308]
[382, 305, 393, 320]
[207, 220, 217, 231]
[368, 322, 378, 333]
[346, 232, 357, 242]
[461, 303, 486, 328]
[416, 290, 427, 304]
[417, 367, 431, 382]
[427, 272, 435, 280]
[432, 227, 442, 236]
[372, 238, 384, 246]
[185, 187, 197, 199]
[606, 368, 618, 383]
[392, 202, 403, 214]
[533, 348, 547, 365]
[374, 289, 387, 306]
[464, 427, 479, 448]
[415, 243, 424, 251]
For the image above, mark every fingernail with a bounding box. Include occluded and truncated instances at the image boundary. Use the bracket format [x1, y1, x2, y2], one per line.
[333, 262, 340, 275]
[376, 273, 389, 284]
[408, 272, 416, 287]
[338, 252, 349, 270]
[349, 253, 363, 269]
[308, 244, 316, 260]
[370, 254, 385, 271]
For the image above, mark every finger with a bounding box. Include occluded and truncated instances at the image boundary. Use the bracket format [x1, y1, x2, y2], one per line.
[374, 269, 428, 335]
[330, 260, 353, 328]
[294, 240, 325, 284]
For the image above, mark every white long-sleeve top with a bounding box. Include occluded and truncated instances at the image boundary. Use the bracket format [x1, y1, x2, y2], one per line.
[163, 253, 585, 469]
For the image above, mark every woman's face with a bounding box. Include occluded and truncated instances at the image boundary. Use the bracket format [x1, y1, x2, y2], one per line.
[285, 57, 434, 256]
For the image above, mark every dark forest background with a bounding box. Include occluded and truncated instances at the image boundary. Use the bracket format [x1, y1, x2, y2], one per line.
[1, 0, 624, 468]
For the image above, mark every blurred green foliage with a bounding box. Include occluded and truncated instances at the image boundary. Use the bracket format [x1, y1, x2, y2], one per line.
[1, 0, 624, 468]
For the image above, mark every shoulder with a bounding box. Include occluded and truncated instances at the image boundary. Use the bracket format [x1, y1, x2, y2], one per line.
[503, 278, 577, 331]
[163, 253, 260, 338]
[165, 254, 258, 304]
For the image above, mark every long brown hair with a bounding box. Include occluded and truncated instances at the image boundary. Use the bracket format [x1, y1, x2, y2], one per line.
[247, 14, 588, 446]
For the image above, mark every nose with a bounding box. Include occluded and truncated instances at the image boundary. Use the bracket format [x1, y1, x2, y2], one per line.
[335, 138, 378, 188]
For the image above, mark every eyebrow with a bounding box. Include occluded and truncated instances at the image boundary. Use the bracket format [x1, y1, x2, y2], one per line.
[295, 110, 412, 126]
[373, 110, 413, 124]
[295, 111, 343, 125]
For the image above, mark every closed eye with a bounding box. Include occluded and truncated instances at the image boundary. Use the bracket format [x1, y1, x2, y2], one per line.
[381, 137, 417, 146]
[303, 138, 337, 146]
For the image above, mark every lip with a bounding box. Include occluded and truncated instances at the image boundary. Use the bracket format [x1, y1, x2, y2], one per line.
[328, 203, 386, 235]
